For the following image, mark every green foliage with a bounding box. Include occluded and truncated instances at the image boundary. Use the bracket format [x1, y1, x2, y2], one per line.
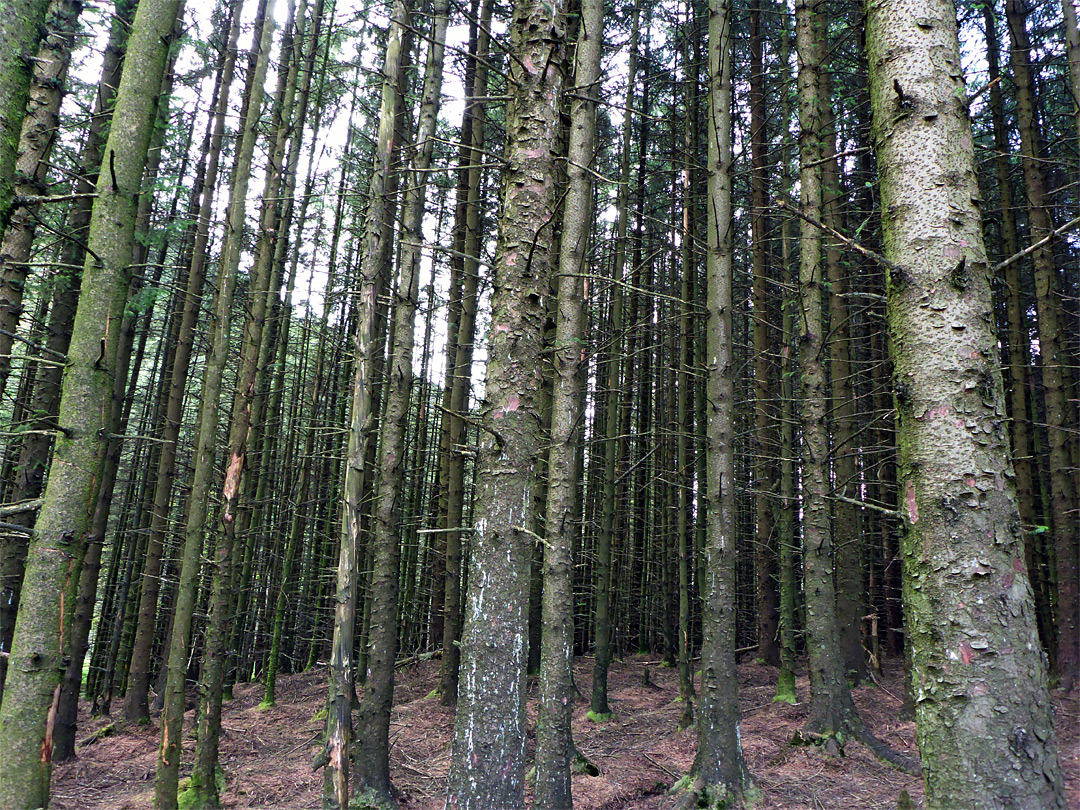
[125, 284, 168, 317]
[585, 710, 614, 724]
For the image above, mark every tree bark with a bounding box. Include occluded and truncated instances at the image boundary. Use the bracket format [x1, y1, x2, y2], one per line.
[535, 0, 602, 802]
[864, 0, 1066, 804]
[1002, 0, 1079, 692]
[680, 0, 755, 805]
[155, 1, 276, 804]
[0, 0, 184, 804]
[444, 0, 567, 803]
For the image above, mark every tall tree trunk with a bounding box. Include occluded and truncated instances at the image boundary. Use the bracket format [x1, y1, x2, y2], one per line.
[319, 1, 411, 805]
[1003, 0, 1079, 692]
[189, 2, 300, 802]
[436, 0, 494, 706]
[124, 0, 247, 723]
[535, 0, 602, 801]
[749, 0, 779, 669]
[980, 1, 1051, 653]
[680, 0, 756, 805]
[0, 0, 127, 703]
[352, 0, 448, 798]
[592, 0, 640, 718]
[865, 0, 1066, 803]
[0, 0, 81, 402]
[155, 1, 276, 804]
[444, 0, 567, 804]
[0, 0, 184, 804]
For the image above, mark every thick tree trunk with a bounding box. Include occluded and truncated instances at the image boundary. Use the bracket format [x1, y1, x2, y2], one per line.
[444, 0, 567, 804]
[0, 0, 184, 805]
[864, 0, 1066, 804]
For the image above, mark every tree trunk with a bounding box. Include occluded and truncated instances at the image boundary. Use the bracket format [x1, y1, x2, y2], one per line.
[436, 0, 494, 706]
[155, 1, 276, 804]
[749, 0, 779, 670]
[1002, 0, 1079, 692]
[0, 0, 81, 402]
[444, 0, 567, 803]
[352, 0, 447, 798]
[320, 1, 411, 805]
[535, 0, 602, 801]
[0, 0, 50, 237]
[681, 0, 756, 805]
[0, 0, 184, 804]
[864, 0, 1066, 803]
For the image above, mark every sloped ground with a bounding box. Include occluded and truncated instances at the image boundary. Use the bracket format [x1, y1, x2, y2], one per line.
[51, 654, 1078, 809]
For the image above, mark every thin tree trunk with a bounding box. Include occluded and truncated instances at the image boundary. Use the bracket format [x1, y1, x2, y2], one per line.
[1003, 0, 1079, 691]
[0, 0, 81, 402]
[681, 0, 755, 804]
[155, 1, 276, 804]
[319, 1, 411, 804]
[125, 0, 245, 723]
[352, 0, 447, 798]
[535, 0, 602, 801]
[436, 0, 494, 706]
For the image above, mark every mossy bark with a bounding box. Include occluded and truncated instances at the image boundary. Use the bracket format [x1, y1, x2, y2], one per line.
[0, 0, 50, 237]
[0, 0, 80, 402]
[0, 0, 184, 805]
[864, 0, 1066, 804]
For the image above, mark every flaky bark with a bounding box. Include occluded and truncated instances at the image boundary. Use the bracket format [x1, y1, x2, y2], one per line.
[864, 0, 1065, 805]
[0, 0, 184, 805]
[444, 0, 567, 804]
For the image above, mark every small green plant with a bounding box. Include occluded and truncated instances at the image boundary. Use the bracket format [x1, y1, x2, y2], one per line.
[586, 710, 614, 724]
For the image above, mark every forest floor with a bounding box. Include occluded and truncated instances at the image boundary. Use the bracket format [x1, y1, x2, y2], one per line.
[52, 653, 1078, 810]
